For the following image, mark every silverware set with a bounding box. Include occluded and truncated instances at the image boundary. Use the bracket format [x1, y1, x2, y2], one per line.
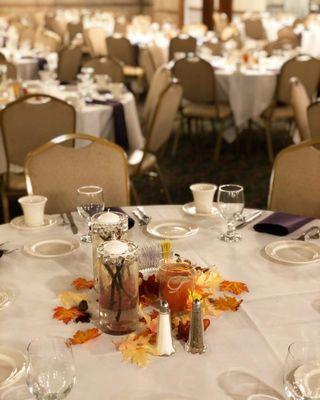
[132, 207, 151, 226]
[235, 210, 263, 230]
[0, 242, 18, 257]
[295, 226, 320, 241]
[60, 213, 78, 234]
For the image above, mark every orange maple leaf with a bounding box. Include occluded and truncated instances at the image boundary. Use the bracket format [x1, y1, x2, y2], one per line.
[219, 280, 249, 295]
[53, 306, 84, 324]
[72, 278, 94, 290]
[68, 328, 101, 345]
[213, 295, 243, 312]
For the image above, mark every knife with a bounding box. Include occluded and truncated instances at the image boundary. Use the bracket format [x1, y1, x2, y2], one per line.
[66, 212, 78, 234]
[235, 210, 263, 230]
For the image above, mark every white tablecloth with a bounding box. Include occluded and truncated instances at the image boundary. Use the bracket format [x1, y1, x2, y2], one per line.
[0, 90, 145, 175]
[1, 205, 320, 399]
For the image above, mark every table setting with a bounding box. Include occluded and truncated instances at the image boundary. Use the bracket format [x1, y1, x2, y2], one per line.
[1, 179, 320, 400]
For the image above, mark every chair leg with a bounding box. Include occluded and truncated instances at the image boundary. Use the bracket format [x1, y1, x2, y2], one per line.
[1, 191, 10, 223]
[172, 118, 183, 157]
[130, 180, 141, 205]
[154, 163, 172, 203]
[265, 121, 274, 163]
[214, 129, 223, 162]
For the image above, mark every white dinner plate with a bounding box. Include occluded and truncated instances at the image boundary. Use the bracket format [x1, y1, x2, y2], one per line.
[24, 236, 80, 258]
[10, 215, 57, 231]
[264, 240, 320, 265]
[146, 220, 199, 239]
[182, 202, 219, 217]
[0, 347, 25, 389]
[0, 287, 14, 310]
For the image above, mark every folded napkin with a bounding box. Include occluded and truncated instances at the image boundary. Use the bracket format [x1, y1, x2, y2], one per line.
[105, 206, 134, 229]
[86, 99, 129, 150]
[253, 212, 313, 236]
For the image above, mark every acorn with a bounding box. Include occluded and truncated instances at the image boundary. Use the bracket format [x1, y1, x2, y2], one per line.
[78, 300, 88, 312]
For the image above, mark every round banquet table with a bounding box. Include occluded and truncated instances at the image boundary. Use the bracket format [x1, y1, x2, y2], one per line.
[1, 205, 320, 399]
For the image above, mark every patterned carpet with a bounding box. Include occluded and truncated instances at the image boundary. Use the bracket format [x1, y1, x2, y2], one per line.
[2, 125, 292, 223]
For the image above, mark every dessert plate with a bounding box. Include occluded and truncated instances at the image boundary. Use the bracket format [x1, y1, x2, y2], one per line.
[0, 347, 25, 389]
[10, 215, 57, 231]
[264, 240, 320, 265]
[182, 202, 218, 217]
[147, 220, 199, 239]
[24, 236, 80, 258]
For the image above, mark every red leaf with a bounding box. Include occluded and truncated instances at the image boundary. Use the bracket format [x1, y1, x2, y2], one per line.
[72, 278, 94, 290]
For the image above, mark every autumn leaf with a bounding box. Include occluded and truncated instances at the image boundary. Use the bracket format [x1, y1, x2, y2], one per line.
[68, 328, 101, 345]
[138, 305, 158, 334]
[58, 291, 88, 308]
[195, 267, 222, 295]
[72, 278, 94, 290]
[213, 295, 243, 312]
[115, 332, 158, 368]
[139, 274, 159, 296]
[219, 280, 249, 295]
[53, 306, 84, 324]
[139, 294, 158, 307]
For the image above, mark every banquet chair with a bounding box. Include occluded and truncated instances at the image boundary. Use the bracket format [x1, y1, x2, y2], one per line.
[84, 28, 107, 58]
[128, 78, 183, 203]
[25, 133, 130, 214]
[173, 55, 233, 160]
[139, 48, 157, 85]
[307, 102, 320, 139]
[57, 45, 82, 83]
[262, 55, 320, 163]
[67, 21, 83, 42]
[290, 77, 311, 140]
[142, 65, 172, 132]
[0, 54, 6, 63]
[268, 139, 320, 217]
[0, 95, 75, 222]
[35, 29, 61, 52]
[0, 61, 17, 79]
[83, 57, 124, 82]
[168, 35, 197, 61]
[201, 40, 223, 56]
[244, 18, 266, 40]
[264, 37, 298, 56]
[277, 27, 298, 44]
[106, 36, 144, 80]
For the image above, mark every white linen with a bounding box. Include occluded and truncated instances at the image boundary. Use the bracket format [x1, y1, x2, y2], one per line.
[0, 90, 145, 175]
[1, 205, 320, 399]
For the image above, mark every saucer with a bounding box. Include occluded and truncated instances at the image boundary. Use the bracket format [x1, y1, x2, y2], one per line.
[10, 215, 57, 231]
[0, 347, 25, 389]
[24, 236, 80, 258]
[147, 219, 199, 239]
[182, 202, 218, 217]
[264, 240, 320, 265]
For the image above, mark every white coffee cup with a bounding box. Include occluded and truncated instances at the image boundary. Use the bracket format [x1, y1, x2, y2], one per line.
[110, 83, 124, 99]
[18, 195, 47, 227]
[190, 183, 217, 214]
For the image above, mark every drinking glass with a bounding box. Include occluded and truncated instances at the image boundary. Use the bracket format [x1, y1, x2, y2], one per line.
[217, 184, 244, 242]
[76, 186, 105, 243]
[283, 340, 320, 400]
[26, 337, 76, 400]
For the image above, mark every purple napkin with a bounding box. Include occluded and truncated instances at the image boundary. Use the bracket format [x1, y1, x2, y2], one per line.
[105, 206, 134, 229]
[86, 99, 129, 150]
[253, 212, 313, 236]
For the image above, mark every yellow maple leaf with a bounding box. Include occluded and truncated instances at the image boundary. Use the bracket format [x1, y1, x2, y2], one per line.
[115, 332, 158, 368]
[68, 328, 101, 345]
[58, 291, 88, 308]
[195, 267, 222, 296]
[213, 295, 243, 312]
[219, 280, 249, 295]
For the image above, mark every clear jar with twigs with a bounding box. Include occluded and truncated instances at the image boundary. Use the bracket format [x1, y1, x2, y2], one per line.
[98, 240, 139, 335]
[91, 211, 128, 289]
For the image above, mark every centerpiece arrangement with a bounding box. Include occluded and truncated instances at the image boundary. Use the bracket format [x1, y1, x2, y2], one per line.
[52, 236, 249, 367]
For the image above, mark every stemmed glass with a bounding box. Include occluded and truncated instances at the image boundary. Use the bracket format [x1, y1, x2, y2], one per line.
[77, 186, 105, 243]
[217, 184, 244, 242]
[283, 340, 320, 399]
[26, 337, 76, 400]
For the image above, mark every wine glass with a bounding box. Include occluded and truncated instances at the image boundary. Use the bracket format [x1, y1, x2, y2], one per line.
[77, 186, 105, 243]
[217, 184, 244, 242]
[26, 337, 76, 400]
[284, 340, 320, 399]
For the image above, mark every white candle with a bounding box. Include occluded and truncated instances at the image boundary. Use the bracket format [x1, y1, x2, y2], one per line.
[103, 240, 128, 255]
[98, 211, 120, 224]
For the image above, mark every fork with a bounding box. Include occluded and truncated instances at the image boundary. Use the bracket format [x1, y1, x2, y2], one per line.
[60, 213, 69, 226]
[136, 207, 151, 224]
[132, 210, 147, 226]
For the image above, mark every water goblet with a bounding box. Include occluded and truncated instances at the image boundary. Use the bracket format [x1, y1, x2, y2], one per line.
[26, 336, 76, 400]
[77, 185, 105, 243]
[284, 340, 320, 400]
[217, 184, 244, 242]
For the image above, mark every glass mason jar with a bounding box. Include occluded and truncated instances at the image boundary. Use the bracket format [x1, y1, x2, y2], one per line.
[97, 240, 139, 335]
[91, 211, 128, 289]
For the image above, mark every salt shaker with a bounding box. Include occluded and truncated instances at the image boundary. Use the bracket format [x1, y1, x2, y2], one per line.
[156, 300, 175, 356]
[185, 298, 207, 354]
